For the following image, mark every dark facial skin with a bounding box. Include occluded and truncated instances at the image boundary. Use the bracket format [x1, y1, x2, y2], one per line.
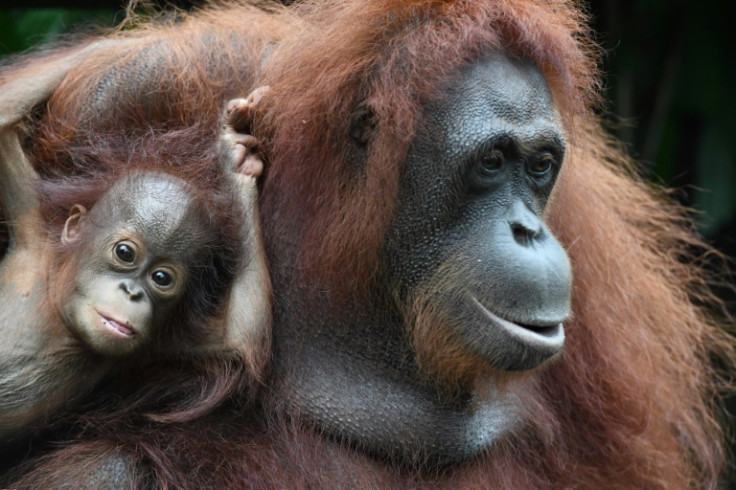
[61, 174, 204, 356]
[274, 53, 572, 465]
[387, 53, 571, 371]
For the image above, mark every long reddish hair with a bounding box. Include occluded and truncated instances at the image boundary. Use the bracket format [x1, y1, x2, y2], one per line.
[258, 1, 733, 486]
[4, 1, 731, 488]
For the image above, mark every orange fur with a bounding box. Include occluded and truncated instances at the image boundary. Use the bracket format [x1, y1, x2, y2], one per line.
[1, 1, 731, 488]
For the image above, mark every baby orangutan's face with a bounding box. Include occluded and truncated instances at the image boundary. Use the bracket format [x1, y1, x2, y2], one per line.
[60, 172, 208, 356]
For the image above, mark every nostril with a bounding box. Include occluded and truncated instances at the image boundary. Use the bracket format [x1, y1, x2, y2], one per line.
[119, 281, 144, 300]
[511, 222, 540, 245]
[507, 202, 543, 246]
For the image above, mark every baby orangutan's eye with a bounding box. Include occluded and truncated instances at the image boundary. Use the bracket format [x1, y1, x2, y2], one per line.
[114, 243, 136, 263]
[151, 270, 173, 287]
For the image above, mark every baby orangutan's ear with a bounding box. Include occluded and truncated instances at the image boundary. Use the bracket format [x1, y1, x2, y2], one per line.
[61, 204, 88, 245]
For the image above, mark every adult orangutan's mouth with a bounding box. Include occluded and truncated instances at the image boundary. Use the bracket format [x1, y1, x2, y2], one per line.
[470, 296, 564, 349]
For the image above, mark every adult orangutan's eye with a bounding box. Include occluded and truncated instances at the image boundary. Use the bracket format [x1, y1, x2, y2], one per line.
[528, 154, 555, 178]
[480, 149, 504, 174]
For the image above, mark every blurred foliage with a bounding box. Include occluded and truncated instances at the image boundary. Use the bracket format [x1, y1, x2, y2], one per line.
[0, 10, 119, 55]
[588, 0, 736, 246]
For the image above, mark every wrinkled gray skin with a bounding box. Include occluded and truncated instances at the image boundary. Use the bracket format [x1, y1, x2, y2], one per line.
[389, 54, 571, 371]
[272, 54, 572, 464]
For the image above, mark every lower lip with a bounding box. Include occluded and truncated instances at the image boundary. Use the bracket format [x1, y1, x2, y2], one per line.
[470, 297, 564, 347]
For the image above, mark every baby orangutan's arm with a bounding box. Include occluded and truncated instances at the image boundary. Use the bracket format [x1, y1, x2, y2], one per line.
[217, 87, 272, 378]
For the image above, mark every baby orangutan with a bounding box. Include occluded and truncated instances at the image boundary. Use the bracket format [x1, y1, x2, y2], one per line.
[0, 92, 271, 445]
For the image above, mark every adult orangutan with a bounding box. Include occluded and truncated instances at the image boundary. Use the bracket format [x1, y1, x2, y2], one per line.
[1, 0, 732, 488]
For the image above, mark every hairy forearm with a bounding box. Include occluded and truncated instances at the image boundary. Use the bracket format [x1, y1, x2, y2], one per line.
[0, 42, 116, 249]
[0, 130, 40, 249]
[0, 40, 116, 128]
[227, 175, 270, 314]
[223, 176, 272, 361]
